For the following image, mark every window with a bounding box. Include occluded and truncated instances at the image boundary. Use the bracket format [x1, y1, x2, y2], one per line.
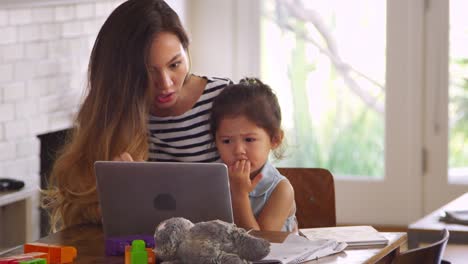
[261, 0, 386, 178]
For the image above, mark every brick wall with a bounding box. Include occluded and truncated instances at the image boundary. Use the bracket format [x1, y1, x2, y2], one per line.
[0, 0, 125, 241]
[0, 0, 124, 189]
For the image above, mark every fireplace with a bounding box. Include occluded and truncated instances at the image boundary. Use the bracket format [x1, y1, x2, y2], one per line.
[37, 128, 71, 236]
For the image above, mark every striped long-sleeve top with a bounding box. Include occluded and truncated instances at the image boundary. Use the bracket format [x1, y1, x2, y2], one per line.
[148, 76, 232, 162]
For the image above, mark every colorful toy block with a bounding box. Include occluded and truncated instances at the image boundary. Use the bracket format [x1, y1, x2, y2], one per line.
[23, 243, 76, 264]
[0, 252, 48, 264]
[124, 241, 155, 264]
[18, 259, 47, 264]
[130, 240, 147, 264]
[105, 235, 155, 256]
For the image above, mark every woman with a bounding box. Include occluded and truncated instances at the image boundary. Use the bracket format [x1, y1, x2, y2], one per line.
[42, 0, 232, 231]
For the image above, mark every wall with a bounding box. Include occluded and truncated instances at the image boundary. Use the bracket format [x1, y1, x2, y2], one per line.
[186, 0, 259, 82]
[0, 0, 124, 241]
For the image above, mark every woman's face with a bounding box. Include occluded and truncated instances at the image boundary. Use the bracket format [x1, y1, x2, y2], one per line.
[147, 31, 189, 115]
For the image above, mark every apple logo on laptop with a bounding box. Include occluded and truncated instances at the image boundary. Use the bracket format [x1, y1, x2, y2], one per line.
[153, 193, 176, 211]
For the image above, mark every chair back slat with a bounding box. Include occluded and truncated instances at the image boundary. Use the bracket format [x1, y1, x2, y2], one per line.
[277, 168, 336, 228]
[392, 229, 449, 264]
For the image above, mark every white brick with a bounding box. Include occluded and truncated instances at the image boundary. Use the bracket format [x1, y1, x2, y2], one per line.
[40, 24, 62, 41]
[76, 3, 95, 19]
[14, 61, 36, 81]
[0, 124, 4, 141]
[57, 59, 72, 74]
[18, 24, 41, 42]
[32, 7, 55, 23]
[5, 119, 28, 139]
[39, 94, 62, 113]
[0, 64, 14, 82]
[25, 42, 48, 60]
[96, 1, 114, 17]
[82, 19, 100, 35]
[62, 21, 84, 38]
[70, 74, 87, 92]
[28, 115, 48, 135]
[35, 60, 59, 77]
[26, 78, 50, 97]
[0, 162, 4, 178]
[26, 156, 40, 177]
[4, 158, 30, 179]
[69, 37, 89, 55]
[55, 6, 75, 22]
[0, 104, 15, 122]
[0, 27, 17, 45]
[48, 111, 74, 132]
[0, 44, 24, 62]
[0, 10, 8, 26]
[8, 9, 32, 25]
[3, 82, 25, 102]
[16, 137, 40, 158]
[0, 141, 16, 161]
[48, 39, 72, 59]
[15, 98, 39, 119]
[48, 75, 71, 95]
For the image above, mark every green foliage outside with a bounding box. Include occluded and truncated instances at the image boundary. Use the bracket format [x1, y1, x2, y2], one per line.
[449, 58, 468, 167]
[266, 21, 384, 178]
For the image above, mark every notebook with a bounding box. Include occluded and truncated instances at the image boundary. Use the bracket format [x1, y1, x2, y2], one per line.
[440, 210, 468, 225]
[95, 161, 233, 237]
[255, 234, 347, 264]
[300, 226, 389, 249]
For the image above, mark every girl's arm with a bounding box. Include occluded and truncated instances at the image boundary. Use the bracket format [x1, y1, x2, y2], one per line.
[256, 179, 295, 231]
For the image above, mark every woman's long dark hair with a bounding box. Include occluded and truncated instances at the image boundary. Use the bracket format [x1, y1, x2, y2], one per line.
[42, 0, 190, 231]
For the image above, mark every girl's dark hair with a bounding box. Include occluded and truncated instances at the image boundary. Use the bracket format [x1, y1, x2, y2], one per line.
[211, 78, 285, 158]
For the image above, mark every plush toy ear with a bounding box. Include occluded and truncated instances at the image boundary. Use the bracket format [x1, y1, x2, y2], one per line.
[156, 221, 167, 231]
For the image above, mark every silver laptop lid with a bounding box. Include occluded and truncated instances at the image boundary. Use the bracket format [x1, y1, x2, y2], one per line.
[95, 161, 233, 237]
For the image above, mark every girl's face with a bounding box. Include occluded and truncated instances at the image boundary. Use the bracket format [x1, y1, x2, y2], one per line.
[147, 31, 189, 115]
[215, 115, 279, 177]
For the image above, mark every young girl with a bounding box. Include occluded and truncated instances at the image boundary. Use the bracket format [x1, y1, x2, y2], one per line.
[210, 78, 297, 232]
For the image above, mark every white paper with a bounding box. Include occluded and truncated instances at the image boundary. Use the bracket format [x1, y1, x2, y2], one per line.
[255, 234, 347, 264]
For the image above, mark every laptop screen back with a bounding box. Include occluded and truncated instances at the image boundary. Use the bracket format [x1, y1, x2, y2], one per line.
[95, 161, 233, 237]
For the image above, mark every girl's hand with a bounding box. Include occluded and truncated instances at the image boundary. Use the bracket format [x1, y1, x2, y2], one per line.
[228, 160, 262, 194]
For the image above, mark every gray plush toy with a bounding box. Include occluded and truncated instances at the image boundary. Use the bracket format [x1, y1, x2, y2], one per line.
[154, 217, 271, 264]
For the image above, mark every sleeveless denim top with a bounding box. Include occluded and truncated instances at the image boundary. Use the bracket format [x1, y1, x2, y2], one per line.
[249, 162, 297, 232]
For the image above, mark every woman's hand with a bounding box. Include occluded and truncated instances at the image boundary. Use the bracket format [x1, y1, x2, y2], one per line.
[113, 152, 135, 162]
[228, 160, 262, 195]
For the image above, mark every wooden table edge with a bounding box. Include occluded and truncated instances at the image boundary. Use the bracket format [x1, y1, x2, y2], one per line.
[366, 232, 407, 264]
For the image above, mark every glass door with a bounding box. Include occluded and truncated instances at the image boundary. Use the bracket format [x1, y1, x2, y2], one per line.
[424, 0, 468, 213]
[259, 0, 423, 225]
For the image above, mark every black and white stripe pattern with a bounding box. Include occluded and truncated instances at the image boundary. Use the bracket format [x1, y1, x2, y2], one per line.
[148, 77, 232, 162]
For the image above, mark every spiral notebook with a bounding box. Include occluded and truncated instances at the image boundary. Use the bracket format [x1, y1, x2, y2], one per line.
[255, 234, 347, 264]
[300, 226, 389, 249]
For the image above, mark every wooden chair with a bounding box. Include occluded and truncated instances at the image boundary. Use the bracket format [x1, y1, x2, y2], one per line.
[277, 168, 336, 228]
[392, 229, 450, 264]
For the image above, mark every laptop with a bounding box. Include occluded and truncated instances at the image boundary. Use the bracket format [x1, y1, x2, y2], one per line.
[95, 161, 233, 237]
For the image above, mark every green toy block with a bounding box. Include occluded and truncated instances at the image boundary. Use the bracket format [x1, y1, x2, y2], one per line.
[19, 258, 47, 264]
[130, 240, 148, 264]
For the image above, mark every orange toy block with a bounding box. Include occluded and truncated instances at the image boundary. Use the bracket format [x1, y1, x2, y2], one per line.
[124, 245, 156, 264]
[24, 243, 77, 264]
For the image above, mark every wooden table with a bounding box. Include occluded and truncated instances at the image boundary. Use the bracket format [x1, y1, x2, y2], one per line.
[0, 225, 406, 264]
[408, 192, 468, 249]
